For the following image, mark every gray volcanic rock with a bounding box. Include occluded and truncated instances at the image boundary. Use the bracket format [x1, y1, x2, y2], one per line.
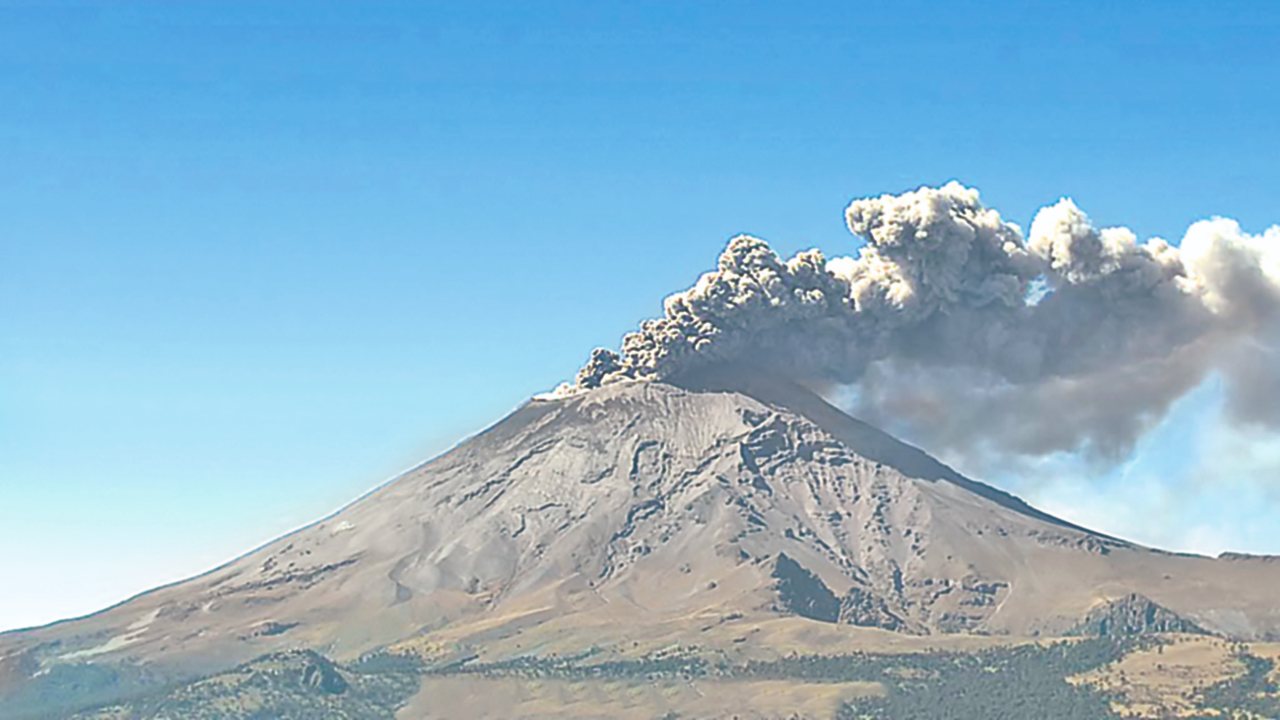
[3, 376, 1280, 717]
[1067, 594, 1209, 638]
[838, 586, 910, 633]
[772, 553, 840, 623]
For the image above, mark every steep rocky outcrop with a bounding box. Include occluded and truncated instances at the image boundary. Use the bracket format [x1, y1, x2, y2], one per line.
[838, 586, 909, 632]
[772, 554, 839, 623]
[1068, 594, 1209, 637]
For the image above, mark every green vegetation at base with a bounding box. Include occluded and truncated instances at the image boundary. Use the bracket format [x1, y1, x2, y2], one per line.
[446, 648, 709, 681]
[1189, 649, 1280, 719]
[835, 639, 1130, 720]
[35, 636, 1280, 719]
[0, 659, 166, 720]
[71, 650, 423, 720]
[446, 637, 1135, 718]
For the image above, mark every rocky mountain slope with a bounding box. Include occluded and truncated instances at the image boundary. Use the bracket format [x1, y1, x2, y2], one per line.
[3, 376, 1279, 718]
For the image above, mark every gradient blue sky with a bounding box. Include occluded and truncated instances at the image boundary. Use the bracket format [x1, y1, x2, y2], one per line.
[3, 1, 1279, 632]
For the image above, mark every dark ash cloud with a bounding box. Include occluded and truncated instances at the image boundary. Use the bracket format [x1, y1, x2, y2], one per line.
[568, 183, 1280, 463]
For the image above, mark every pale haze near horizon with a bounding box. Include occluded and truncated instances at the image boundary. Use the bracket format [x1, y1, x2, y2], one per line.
[3, 2, 1280, 632]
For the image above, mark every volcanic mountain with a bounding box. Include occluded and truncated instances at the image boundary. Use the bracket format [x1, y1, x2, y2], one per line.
[3, 376, 1280, 718]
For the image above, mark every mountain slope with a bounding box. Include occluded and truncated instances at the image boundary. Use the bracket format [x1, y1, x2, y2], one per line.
[3, 377, 1279, 717]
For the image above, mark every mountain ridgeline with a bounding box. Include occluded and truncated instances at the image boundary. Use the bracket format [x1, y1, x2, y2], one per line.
[3, 376, 1279, 718]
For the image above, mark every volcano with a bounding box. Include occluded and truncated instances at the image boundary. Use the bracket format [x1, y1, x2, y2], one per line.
[4, 377, 1280, 718]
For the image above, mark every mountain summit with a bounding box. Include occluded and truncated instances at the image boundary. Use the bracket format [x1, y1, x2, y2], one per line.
[3, 377, 1279, 717]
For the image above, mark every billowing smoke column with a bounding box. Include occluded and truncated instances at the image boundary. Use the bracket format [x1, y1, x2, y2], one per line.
[571, 183, 1280, 463]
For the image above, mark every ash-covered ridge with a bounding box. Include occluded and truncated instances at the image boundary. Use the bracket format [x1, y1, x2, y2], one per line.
[3, 377, 1280, 718]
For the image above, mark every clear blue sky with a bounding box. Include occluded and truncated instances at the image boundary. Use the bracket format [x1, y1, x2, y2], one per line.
[3, 1, 1279, 632]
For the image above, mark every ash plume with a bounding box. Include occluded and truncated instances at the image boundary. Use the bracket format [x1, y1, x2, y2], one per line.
[571, 182, 1280, 462]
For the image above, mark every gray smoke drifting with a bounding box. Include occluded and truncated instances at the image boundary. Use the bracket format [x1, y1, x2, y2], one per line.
[571, 183, 1280, 463]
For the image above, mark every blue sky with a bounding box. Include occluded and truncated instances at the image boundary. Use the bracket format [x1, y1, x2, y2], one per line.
[3, 2, 1279, 632]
